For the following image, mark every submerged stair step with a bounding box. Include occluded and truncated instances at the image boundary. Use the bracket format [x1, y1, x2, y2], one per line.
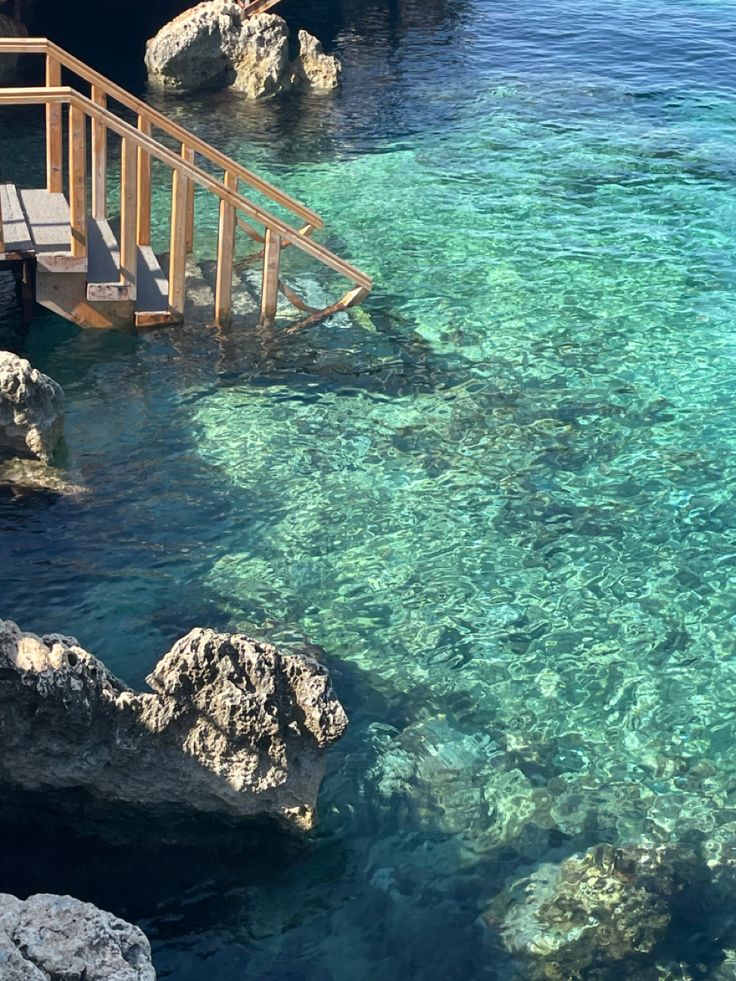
[135, 246, 176, 327]
[0, 183, 33, 255]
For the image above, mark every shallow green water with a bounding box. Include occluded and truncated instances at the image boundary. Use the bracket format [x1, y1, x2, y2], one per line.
[3, 0, 736, 976]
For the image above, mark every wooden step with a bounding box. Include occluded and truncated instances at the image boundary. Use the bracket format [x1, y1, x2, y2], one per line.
[19, 188, 86, 273]
[135, 246, 178, 328]
[86, 218, 134, 302]
[0, 183, 33, 256]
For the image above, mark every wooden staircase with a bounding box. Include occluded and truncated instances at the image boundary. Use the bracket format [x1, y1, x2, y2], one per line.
[0, 38, 372, 330]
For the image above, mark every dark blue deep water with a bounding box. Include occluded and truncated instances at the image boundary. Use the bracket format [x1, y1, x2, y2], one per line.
[3, 0, 736, 976]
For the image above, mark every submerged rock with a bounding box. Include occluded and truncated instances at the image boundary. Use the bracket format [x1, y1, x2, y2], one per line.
[145, 1, 341, 96]
[0, 892, 155, 980]
[0, 352, 64, 462]
[488, 843, 684, 978]
[0, 621, 348, 831]
[0, 13, 28, 85]
[293, 30, 342, 91]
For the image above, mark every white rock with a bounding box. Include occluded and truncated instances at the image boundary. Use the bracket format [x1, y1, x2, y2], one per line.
[294, 29, 342, 91]
[0, 351, 64, 462]
[231, 12, 291, 98]
[0, 893, 155, 980]
[145, 0, 242, 91]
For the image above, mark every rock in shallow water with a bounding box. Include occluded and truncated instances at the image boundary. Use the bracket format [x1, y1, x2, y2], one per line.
[0, 621, 348, 831]
[0, 893, 155, 980]
[487, 843, 686, 979]
[0, 352, 64, 462]
[145, 1, 341, 96]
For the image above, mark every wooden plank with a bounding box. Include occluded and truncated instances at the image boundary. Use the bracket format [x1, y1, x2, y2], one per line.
[182, 145, 195, 254]
[137, 115, 151, 247]
[45, 56, 62, 193]
[91, 86, 107, 220]
[19, 188, 71, 253]
[119, 136, 137, 296]
[285, 286, 370, 335]
[215, 170, 237, 326]
[168, 168, 187, 318]
[68, 104, 87, 257]
[260, 228, 281, 323]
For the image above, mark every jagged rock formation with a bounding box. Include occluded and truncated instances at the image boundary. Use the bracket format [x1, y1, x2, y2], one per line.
[0, 12, 28, 85]
[145, 1, 341, 96]
[0, 621, 348, 831]
[0, 893, 155, 980]
[0, 352, 64, 462]
[488, 843, 685, 978]
[293, 29, 342, 91]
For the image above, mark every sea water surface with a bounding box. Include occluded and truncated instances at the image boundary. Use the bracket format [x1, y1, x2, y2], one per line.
[2, 0, 736, 976]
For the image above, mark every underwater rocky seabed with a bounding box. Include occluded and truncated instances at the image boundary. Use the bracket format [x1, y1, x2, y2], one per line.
[3, 0, 736, 976]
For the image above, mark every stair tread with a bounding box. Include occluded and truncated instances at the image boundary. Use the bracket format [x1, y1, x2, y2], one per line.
[136, 245, 169, 313]
[19, 188, 72, 254]
[0, 183, 33, 254]
[87, 218, 120, 284]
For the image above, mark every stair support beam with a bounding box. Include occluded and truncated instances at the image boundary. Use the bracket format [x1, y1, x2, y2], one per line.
[45, 55, 62, 193]
[168, 167, 188, 319]
[120, 137, 137, 296]
[136, 116, 152, 247]
[68, 103, 87, 257]
[260, 228, 281, 324]
[91, 86, 107, 219]
[215, 170, 237, 326]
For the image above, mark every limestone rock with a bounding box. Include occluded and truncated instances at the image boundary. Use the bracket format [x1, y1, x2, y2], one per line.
[0, 621, 348, 831]
[0, 893, 155, 980]
[0, 13, 28, 86]
[145, 2, 340, 97]
[0, 351, 64, 462]
[293, 30, 342, 91]
[231, 12, 291, 98]
[488, 843, 682, 978]
[145, 0, 242, 91]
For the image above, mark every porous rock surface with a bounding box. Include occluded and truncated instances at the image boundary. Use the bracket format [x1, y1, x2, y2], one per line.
[145, 1, 341, 96]
[0, 620, 348, 830]
[488, 843, 682, 978]
[0, 13, 28, 85]
[293, 29, 342, 90]
[0, 892, 155, 980]
[0, 352, 64, 462]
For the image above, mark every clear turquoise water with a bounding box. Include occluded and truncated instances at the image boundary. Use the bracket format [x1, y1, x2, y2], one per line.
[3, 0, 736, 976]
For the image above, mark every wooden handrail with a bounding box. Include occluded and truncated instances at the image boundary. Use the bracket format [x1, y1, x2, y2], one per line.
[0, 37, 323, 230]
[0, 86, 372, 291]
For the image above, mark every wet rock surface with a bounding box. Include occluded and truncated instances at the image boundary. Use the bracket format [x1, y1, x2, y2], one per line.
[0, 892, 155, 980]
[145, 1, 341, 96]
[0, 621, 348, 831]
[0, 352, 64, 462]
[488, 843, 687, 979]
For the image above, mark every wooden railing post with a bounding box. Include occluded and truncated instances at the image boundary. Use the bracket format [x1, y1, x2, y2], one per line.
[182, 145, 195, 254]
[120, 136, 137, 295]
[68, 104, 87, 257]
[136, 115, 151, 246]
[260, 228, 281, 324]
[168, 166, 188, 318]
[91, 85, 107, 219]
[45, 55, 62, 193]
[215, 170, 237, 326]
